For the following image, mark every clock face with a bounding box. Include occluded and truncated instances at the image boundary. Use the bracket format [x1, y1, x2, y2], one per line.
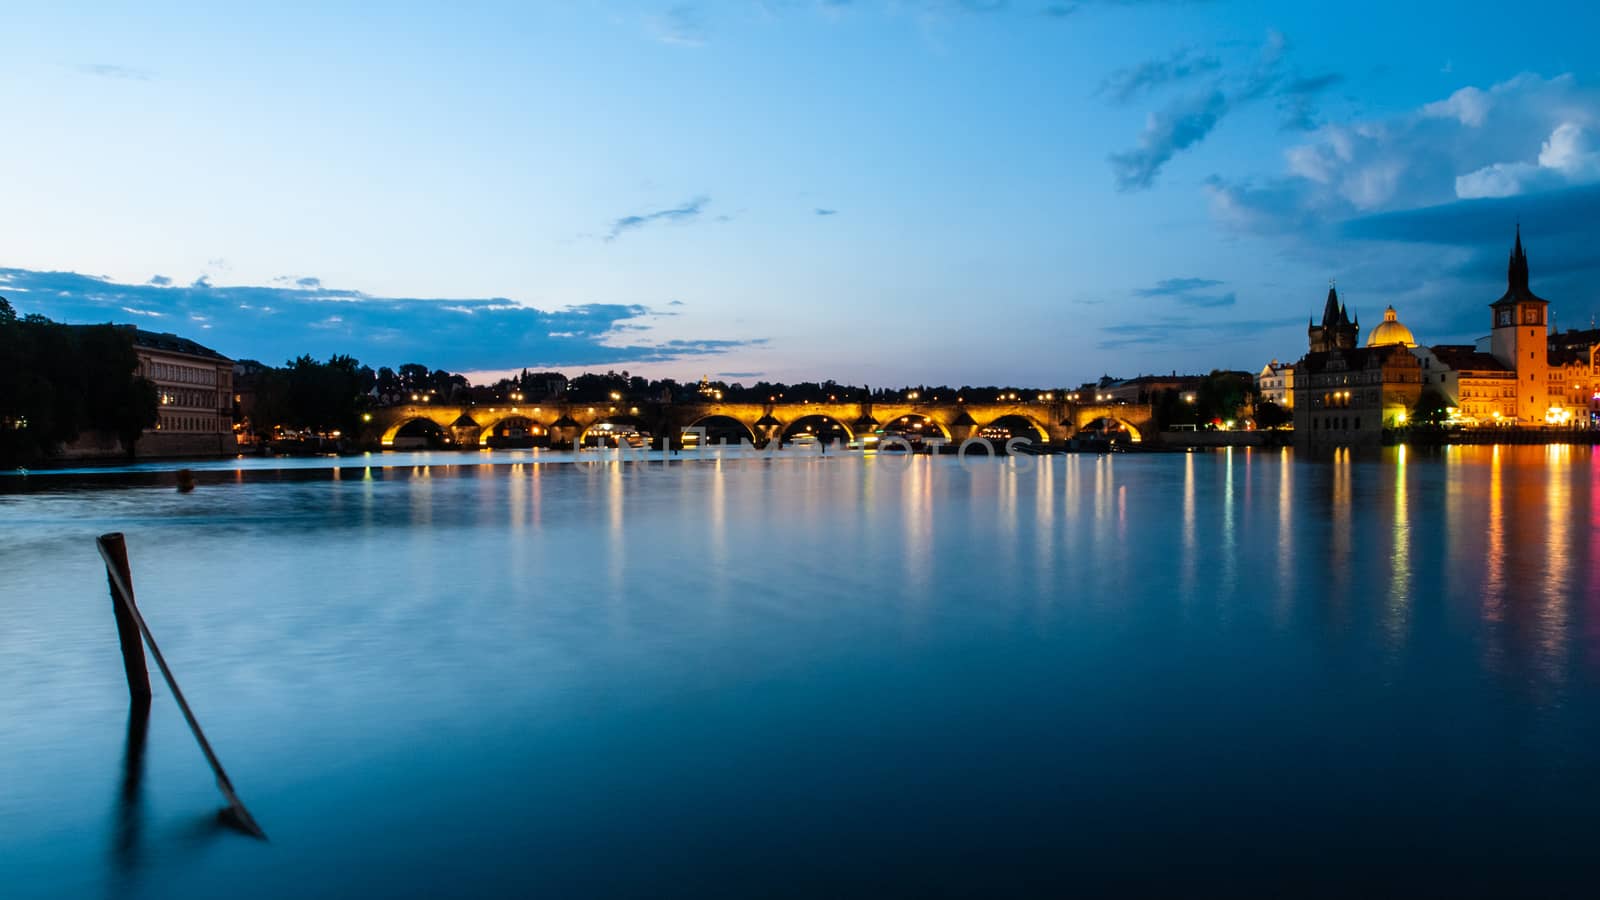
[1525, 308, 1540, 324]
[1499, 309, 1512, 326]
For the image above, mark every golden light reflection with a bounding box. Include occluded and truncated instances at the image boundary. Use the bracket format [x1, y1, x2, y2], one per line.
[1385, 444, 1410, 654]
[1540, 444, 1571, 679]
[1483, 445, 1505, 621]
[1035, 456, 1056, 607]
[1274, 447, 1292, 627]
[507, 462, 526, 536]
[1329, 447, 1352, 600]
[902, 456, 933, 595]
[1181, 450, 1196, 600]
[1219, 447, 1237, 599]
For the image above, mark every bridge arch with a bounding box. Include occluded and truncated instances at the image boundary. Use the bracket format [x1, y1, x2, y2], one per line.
[979, 414, 1049, 442]
[479, 415, 546, 447]
[685, 414, 756, 445]
[580, 415, 653, 448]
[1079, 416, 1143, 443]
[880, 413, 951, 441]
[384, 416, 452, 449]
[780, 414, 853, 444]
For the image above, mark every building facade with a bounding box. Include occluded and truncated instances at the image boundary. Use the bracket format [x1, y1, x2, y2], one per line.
[1412, 345, 1517, 425]
[1412, 229, 1593, 427]
[1256, 360, 1295, 409]
[1293, 287, 1423, 444]
[132, 328, 235, 456]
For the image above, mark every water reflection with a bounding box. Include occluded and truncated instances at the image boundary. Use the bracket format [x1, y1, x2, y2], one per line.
[2, 446, 1598, 898]
[110, 699, 151, 876]
[1386, 444, 1411, 654]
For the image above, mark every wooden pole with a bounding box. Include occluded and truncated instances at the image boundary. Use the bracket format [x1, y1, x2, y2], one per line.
[95, 534, 267, 841]
[99, 533, 151, 701]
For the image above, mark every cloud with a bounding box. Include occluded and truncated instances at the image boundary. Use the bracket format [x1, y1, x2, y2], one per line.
[1110, 90, 1228, 190]
[1098, 316, 1296, 350]
[814, 208, 838, 216]
[0, 267, 760, 372]
[667, 299, 687, 306]
[1194, 73, 1600, 345]
[75, 63, 152, 81]
[296, 276, 323, 289]
[605, 196, 710, 241]
[1133, 277, 1235, 307]
[716, 371, 764, 379]
[1107, 32, 1344, 190]
[646, 5, 707, 46]
[1098, 47, 1221, 105]
[1209, 73, 1600, 236]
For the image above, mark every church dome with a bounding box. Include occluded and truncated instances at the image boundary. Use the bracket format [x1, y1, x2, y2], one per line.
[1366, 305, 1416, 347]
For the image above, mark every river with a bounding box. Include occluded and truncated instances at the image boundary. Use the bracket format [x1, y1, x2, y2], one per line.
[2, 445, 1597, 896]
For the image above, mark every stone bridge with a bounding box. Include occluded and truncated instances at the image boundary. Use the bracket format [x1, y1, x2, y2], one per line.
[362, 399, 1154, 449]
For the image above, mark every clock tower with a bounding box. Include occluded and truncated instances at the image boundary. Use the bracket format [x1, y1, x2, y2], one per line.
[1489, 226, 1549, 422]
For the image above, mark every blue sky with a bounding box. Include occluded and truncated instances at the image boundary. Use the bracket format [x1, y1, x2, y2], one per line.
[4, 1, 1600, 385]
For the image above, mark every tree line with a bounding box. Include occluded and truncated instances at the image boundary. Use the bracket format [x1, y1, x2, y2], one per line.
[0, 299, 160, 465]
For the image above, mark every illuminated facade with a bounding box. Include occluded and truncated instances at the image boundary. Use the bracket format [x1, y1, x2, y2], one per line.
[1256, 360, 1294, 409]
[1415, 229, 1594, 427]
[132, 328, 235, 456]
[1293, 290, 1424, 444]
[1413, 345, 1517, 424]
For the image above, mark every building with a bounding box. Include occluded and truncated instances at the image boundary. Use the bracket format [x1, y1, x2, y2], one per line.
[1412, 345, 1517, 425]
[1308, 283, 1359, 353]
[1256, 360, 1295, 409]
[1293, 287, 1423, 444]
[132, 328, 235, 456]
[1097, 373, 1203, 404]
[1414, 228, 1593, 427]
[1488, 227, 1553, 422]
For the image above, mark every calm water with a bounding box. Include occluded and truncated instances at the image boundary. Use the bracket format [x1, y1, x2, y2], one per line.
[2, 446, 1598, 897]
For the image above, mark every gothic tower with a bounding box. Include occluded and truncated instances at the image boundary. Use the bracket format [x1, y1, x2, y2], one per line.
[1308, 282, 1359, 353]
[1489, 226, 1550, 422]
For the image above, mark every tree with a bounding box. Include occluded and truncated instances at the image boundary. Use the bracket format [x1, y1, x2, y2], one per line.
[1412, 390, 1452, 428]
[0, 317, 157, 464]
[1254, 400, 1292, 429]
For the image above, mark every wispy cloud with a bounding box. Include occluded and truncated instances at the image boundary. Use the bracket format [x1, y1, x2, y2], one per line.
[0, 267, 759, 371]
[814, 207, 838, 216]
[1098, 316, 1293, 349]
[1099, 47, 1220, 104]
[605, 196, 710, 242]
[1135, 277, 1223, 296]
[1133, 277, 1234, 307]
[646, 5, 708, 46]
[1110, 90, 1228, 191]
[1107, 31, 1344, 190]
[74, 63, 153, 81]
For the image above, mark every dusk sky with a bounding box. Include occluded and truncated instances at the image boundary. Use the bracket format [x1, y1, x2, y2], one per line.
[4, 1, 1600, 386]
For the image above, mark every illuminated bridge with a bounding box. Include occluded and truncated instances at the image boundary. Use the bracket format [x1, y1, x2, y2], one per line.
[361, 398, 1155, 449]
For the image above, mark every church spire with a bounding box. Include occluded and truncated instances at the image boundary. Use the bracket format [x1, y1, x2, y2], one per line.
[1321, 280, 1341, 329]
[1508, 223, 1530, 292]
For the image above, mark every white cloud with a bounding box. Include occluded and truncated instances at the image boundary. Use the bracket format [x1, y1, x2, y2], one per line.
[1423, 85, 1491, 127]
[1212, 73, 1600, 231]
[1538, 122, 1600, 177]
[1455, 121, 1600, 199]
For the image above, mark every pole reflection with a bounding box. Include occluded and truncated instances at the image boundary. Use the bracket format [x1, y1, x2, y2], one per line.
[110, 698, 152, 878]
